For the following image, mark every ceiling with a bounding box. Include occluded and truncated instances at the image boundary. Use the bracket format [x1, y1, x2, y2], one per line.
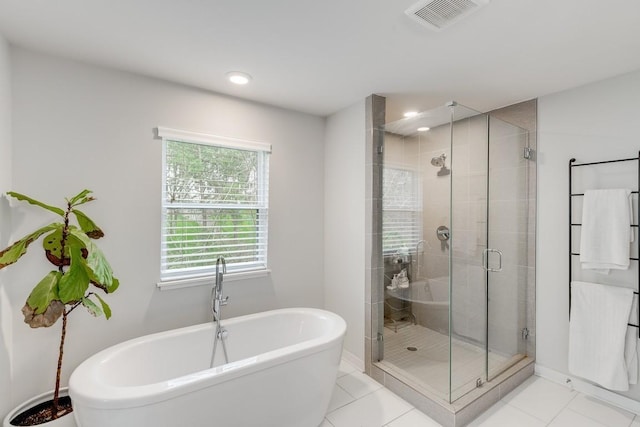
[0, 0, 639, 121]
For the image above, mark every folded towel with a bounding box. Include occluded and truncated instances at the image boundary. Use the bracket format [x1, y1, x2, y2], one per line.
[580, 189, 633, 273]
[569, 281, 635, 390]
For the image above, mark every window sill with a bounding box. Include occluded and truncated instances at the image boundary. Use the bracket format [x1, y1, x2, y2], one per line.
[157, 269, 271, 291]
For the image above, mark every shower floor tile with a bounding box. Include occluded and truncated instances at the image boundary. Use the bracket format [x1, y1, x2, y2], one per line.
[381, 324, 508, 400]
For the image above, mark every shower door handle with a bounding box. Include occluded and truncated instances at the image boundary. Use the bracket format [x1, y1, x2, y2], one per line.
[482, 248, 503, 272]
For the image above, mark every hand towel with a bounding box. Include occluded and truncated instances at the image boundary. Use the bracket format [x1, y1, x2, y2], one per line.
[580, 189, 633, 273]
[569, 281, 635, 391]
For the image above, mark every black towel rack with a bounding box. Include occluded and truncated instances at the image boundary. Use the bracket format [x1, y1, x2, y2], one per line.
[569, 154, 640, 338]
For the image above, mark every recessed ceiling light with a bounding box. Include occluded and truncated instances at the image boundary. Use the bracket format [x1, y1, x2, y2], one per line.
[417, 127, 430, 132]
[226, 71, 252, 85]
[403, 111, 418, 118]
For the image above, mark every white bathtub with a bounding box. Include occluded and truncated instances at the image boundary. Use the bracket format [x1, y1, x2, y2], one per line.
[387, 277, 449, 333]
[414, 277, 450, 333]
[69, 308, 346, 427]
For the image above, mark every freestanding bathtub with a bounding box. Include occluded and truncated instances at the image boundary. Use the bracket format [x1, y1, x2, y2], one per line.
[69, 308, 346, 427]
[387, 277, 450, 333]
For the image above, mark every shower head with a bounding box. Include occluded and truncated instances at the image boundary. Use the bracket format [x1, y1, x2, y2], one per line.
[432, 153, 450, 176]
[431, 154, 446, 167]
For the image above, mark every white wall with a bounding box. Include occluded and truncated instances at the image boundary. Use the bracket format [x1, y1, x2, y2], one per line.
[5, 47, 326, 409]
[537, 69, 640, 399]
[0, 33, 13, 419]
[324, 100, 365, 363]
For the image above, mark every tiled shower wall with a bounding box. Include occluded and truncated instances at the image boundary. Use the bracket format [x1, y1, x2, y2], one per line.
[365, 94, 385, 369]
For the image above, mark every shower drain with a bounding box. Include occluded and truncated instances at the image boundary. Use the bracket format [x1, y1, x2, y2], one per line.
[407, 346, 418, 351]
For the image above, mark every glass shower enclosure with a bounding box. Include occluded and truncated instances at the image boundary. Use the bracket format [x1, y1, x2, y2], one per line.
[377, 102, 534, 404]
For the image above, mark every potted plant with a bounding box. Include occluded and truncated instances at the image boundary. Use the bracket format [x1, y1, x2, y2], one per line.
[0, 190, 118, 426]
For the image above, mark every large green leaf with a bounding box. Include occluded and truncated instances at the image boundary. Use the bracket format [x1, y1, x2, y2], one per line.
[93, 293, 112, 319]
[68, 229, 115, 289]
[86, 244, 113, 286]
[7, 192, 65, 216]
[26, 271, 62, 315]
[68, 189, 93, 206]
[0, 224, 61, 269]
[71, 209, 104, 239]
[58, 246, 91, 303]
[81, 296, 103, 317]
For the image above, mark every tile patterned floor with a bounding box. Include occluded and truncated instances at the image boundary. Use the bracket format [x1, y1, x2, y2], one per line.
[382, 324, 508, 400]
[323, 359, 640, 427]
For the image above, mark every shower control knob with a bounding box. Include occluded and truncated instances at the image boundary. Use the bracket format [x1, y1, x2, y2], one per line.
[436, 226, 450, 241]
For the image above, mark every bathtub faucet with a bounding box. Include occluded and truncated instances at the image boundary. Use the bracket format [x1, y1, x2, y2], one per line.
[211, 256, 229, 367]
[213, 256, 229, 318]
[414, 240, 426, 280]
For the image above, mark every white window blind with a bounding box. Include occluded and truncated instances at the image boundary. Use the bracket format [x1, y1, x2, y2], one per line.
[382, 167, 422, 253]
[158, 127, 271, 281]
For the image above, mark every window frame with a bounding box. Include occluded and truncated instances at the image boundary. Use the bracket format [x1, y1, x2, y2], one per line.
[382, 165, 423, 256]
[156, 127, 271, 289]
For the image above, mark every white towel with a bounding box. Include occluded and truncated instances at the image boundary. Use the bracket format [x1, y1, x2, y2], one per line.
[580, 189, 633, 273]
[625, 327, 638, 386]
[569, 281, 636, 390]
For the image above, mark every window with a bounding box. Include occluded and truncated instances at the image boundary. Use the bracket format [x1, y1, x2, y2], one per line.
[382, 167, 422, 254]
[158, 127, 270, 283]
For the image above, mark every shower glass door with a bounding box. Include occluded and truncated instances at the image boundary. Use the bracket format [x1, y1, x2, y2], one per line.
[449, 106, 490, 402]
[485, 116, 530, 381]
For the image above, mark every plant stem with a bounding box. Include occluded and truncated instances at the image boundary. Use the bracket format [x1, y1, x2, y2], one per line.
[52, 310, 68, 419]
[52, 202, 72, 419]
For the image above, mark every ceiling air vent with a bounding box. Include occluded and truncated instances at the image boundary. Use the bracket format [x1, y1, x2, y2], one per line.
[405, 0, 490, 31]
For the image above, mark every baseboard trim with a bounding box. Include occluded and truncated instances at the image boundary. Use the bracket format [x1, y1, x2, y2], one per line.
[535, 363, 640, 415]
[341, 349, 364, 372]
